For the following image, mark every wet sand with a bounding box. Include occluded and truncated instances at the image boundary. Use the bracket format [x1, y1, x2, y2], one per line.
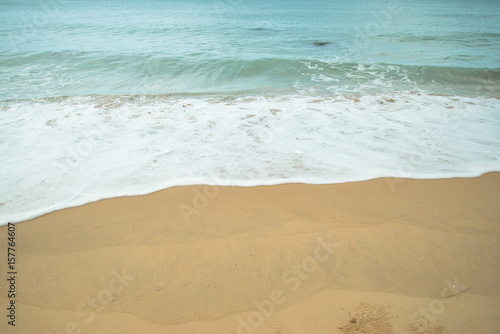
[1, 173, 499, 333]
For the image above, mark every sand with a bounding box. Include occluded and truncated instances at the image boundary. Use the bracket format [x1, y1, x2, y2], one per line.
[1, 173, 500, 334]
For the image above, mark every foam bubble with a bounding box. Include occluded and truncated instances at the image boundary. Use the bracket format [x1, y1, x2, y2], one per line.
[1, 92, 499, 224]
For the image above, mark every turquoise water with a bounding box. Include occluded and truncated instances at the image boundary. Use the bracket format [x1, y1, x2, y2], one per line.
[1, 0, 500, 98]
[1, 0, 500, 223]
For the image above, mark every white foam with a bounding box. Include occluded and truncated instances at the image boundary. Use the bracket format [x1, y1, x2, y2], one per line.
[1, 92, 499, 225]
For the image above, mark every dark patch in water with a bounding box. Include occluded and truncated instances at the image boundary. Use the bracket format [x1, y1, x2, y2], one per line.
[313, 41, 332, 46]
[249, 28, 267, 31]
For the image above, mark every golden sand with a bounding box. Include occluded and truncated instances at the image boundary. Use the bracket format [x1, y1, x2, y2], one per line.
[1, 173, 499, 333]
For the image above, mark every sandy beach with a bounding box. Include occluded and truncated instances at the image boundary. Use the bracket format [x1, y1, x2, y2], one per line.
[2, 1, 499, 333]
[1, 173, 499, 334]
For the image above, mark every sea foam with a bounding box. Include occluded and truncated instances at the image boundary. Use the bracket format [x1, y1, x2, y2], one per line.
[1, 92, 499, 225]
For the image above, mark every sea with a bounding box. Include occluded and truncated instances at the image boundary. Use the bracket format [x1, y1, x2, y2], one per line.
[1, 0, 499, 224]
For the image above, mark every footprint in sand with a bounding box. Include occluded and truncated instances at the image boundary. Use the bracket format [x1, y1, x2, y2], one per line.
[339, 303, 394, 334]
[339, 303, 447, 334]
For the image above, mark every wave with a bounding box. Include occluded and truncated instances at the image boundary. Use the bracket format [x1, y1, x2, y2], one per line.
[1, 52, 499, 99]
[1, 91, 499, 224]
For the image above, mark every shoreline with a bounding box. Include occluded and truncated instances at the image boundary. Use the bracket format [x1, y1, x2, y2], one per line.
[2, 91, 500, 227]
[1, 173, 499, 333]
[2, 170, 498, 226]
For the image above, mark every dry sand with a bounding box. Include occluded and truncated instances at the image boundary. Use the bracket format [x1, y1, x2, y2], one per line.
[1, 173, 500, 334]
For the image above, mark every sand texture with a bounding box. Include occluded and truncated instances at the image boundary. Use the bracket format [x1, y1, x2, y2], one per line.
[1, 173, 499, 333]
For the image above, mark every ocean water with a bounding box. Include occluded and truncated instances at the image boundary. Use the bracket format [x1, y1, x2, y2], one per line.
[1, 0, 500, 224]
